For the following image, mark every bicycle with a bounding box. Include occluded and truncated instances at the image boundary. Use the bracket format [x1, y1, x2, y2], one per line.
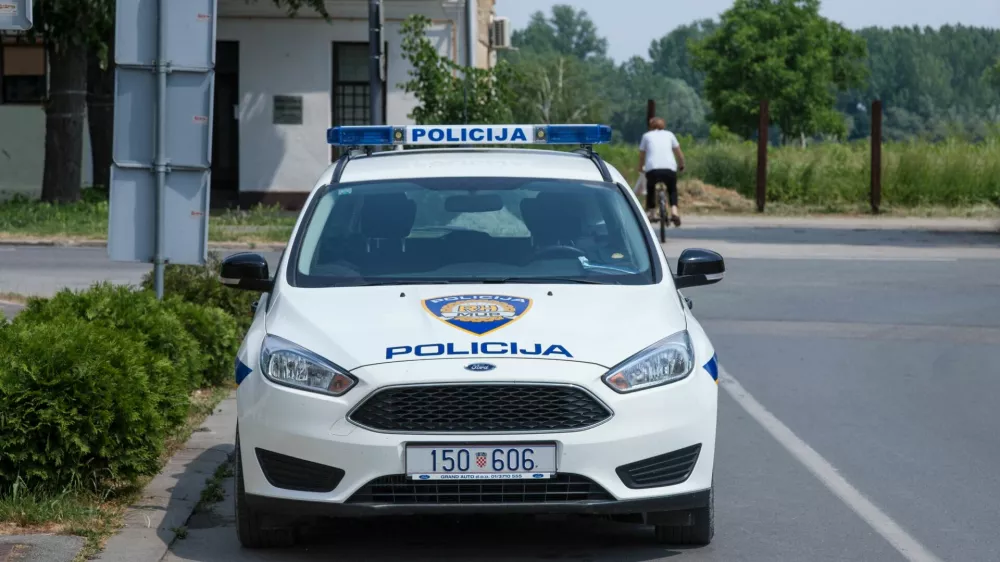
[655, 181, 669, 243]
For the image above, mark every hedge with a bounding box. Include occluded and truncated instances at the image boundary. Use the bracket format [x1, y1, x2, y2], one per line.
[140, 252, 259, 332]
[0, 280, 245, 493]
[0, 317, 170, 492]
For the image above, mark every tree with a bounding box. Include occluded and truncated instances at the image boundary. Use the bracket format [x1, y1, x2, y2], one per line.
[502, 50, 608, 125]
[28, 0, 112, 202]
[691, 0, 868, 145]
[987, 59, 1000, 91]
[510, 5, 607, 60]
[399, 15, 516, 124]
[609, 57, 708, 142]
[648, 19, 718, 95]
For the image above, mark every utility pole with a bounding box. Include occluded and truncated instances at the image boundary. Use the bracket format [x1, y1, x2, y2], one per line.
[756, 99, 769, 213]
[368, 0, 384, 128]
[646, 99, 655, 124]
[463, 0, 476, 124]
[870, 100, 883, 214]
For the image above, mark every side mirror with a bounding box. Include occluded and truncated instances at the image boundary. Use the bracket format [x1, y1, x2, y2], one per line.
[674, 248, 725, 289]
[219, 252, 272, 292]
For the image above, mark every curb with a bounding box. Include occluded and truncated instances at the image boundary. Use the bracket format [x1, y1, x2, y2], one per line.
[0, 239, 287, 252]
[94, 392, 237, 562]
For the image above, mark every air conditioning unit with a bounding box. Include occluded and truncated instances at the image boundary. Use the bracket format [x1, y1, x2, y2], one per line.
[490, 16, 511, 50]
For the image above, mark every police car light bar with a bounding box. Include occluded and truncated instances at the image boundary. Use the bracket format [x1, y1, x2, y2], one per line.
[327, 124, 612, 147]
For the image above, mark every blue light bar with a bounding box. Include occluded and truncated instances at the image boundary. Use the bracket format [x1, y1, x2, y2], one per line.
[326, 124, 612, 147]
[543, 125, 612, 144]
[326, 126, 397, 146]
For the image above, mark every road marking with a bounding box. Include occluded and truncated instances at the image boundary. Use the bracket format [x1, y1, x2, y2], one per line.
[719, 367, 944, 562]
[704, 319, 1000, 345]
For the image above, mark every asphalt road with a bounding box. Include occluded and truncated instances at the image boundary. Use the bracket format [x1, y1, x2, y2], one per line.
[2, 220, 999, 561]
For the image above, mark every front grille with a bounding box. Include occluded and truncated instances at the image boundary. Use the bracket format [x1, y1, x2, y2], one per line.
[255, 448, 345, 493]
[347, 474, 614, 504]
[348, 384, 612, 433]
[615, 444, 702, 489]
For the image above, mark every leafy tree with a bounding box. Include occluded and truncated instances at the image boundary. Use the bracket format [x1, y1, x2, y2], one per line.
[511, 5, 607, 60]
[648, 19, 718, 95]
[504, 51, 607, 124]
[399, 15, 516, 124]
[608, 57, 708, 142]
[691, 0, 868, 145]
[986, 58, 1000, 91]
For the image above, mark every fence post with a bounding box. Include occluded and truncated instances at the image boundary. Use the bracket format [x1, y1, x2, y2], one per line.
[870, 99, 883, 214]
[756, 99, 769, 213]
[646, 99, 655, 124]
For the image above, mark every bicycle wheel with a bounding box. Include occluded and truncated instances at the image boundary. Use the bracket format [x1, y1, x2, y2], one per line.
[658, 189, 668, 243]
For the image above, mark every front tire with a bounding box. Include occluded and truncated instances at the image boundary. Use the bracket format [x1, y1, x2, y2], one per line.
[234, 429, 296, 549]
[653, 486, 714, 546]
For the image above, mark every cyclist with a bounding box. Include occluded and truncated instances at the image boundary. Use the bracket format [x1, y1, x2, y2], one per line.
[638, 116, 685, 226]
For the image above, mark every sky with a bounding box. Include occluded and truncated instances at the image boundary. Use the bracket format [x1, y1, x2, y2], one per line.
[496, 0, 1000, 63]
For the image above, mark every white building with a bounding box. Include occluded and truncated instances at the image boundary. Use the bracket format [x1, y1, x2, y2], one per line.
[0, 0, 502, 209]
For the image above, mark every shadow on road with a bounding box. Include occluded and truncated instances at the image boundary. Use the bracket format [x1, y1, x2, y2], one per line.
[169, 471, 698, 562]
[665, 225, 1000, 249]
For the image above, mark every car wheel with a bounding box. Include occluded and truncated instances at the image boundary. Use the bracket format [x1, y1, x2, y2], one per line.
[234, 429, 296, 549]
[653, 486, 714, 546]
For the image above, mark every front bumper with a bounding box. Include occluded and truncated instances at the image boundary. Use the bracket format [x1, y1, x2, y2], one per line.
[245, 489, 711, 518]
[237, 358, 718, 512]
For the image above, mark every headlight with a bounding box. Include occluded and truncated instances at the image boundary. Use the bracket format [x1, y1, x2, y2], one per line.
[602, 331, 694, 393]
[259, 335, 357, 396]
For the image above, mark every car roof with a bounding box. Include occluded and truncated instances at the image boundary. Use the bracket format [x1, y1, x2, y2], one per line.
[315, 148, 627, 188]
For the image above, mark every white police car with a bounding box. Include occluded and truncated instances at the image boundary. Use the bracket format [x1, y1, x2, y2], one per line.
[221, 124, 726, 549]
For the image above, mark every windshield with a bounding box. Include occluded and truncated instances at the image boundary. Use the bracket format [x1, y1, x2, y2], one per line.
[289, 177, 655, 287]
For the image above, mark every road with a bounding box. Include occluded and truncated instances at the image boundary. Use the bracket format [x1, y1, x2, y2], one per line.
[2, 219, 1000, 561]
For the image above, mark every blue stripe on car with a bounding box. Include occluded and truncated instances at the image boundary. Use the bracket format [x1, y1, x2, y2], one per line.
[704, 353, 719, 383]
[235, 359, 252, 385]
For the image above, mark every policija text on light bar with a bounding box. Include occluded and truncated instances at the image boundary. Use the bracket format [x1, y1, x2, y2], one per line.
[326, 124, 613, 147]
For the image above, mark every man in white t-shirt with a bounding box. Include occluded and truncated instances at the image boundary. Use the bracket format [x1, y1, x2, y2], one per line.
[638, 117, 686, 226]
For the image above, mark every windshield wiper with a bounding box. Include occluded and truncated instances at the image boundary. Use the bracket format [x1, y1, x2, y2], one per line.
[479, 277, 607, 285]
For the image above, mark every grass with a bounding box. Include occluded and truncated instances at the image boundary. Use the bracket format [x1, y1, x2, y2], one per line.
[3, 137, 999, 243]
[595, 136, 1000, 213]
[195, 461, 234, 512]
[0, 191, 295, 244]
[0, 385, 233, 561]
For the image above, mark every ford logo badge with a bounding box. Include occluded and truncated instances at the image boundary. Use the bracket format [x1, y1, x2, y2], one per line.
[465, 363, 496, 372]
[418, 474, 430, 480]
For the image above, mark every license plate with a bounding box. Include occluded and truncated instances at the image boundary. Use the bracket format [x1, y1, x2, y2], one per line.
[405, 444, 556, 480]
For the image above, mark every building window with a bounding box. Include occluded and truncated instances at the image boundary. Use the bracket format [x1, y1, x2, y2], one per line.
[331, 42, 386, 160]
[333, 43, 372, 128]
[1, 36, 47, 104]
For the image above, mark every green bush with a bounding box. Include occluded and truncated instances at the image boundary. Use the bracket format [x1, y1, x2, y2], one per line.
[141, 252, 258, 332]
[15, 284, 201, 425]
[164, 297, 241, 387]
[0, 317, 170, 492]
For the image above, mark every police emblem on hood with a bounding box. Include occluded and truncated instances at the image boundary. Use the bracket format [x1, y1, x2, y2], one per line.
[422, 295, 532, 336]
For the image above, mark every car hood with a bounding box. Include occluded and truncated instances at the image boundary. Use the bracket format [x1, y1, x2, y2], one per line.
[264, 283, 687, 371]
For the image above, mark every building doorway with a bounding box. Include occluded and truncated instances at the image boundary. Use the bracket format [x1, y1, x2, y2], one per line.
[211, 41, 240, 208]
